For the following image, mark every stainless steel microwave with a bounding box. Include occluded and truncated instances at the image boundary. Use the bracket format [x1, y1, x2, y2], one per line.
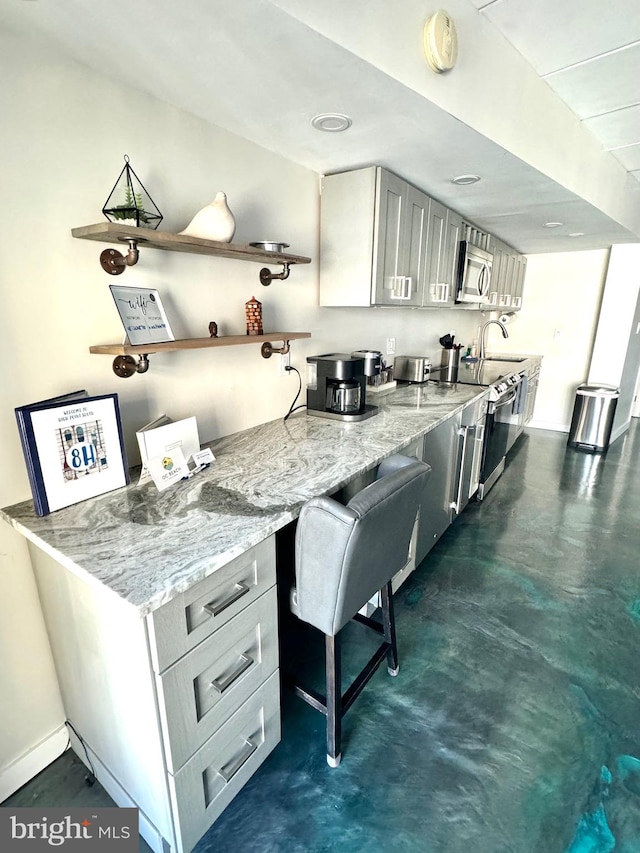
[456, 242, 493, 303]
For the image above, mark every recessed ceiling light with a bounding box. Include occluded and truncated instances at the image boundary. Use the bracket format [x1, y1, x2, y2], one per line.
[311, 113, 352, 132]
[542, 221, 564, 228]
[450, 174, 481, 185]
[569, 232, 585, 237]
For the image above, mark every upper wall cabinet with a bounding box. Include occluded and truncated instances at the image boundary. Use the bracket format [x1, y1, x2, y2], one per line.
[320, 167, 462, 308]
[319, 165, 526, 311]
[484, 236, 526, 312]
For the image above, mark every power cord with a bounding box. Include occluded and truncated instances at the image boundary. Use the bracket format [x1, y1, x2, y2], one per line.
[64, 719, 97, 786]
[283, 365, 306, 421]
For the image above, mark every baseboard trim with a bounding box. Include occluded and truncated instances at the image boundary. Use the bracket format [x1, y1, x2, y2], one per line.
[0, 724, 68, 803]
[527, 421, 570, 433]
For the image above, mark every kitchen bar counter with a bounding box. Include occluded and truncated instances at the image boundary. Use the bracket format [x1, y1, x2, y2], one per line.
[1, 383, 484, 616]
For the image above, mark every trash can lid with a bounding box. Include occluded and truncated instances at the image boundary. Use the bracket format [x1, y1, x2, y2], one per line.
[576, 383, 619, 396]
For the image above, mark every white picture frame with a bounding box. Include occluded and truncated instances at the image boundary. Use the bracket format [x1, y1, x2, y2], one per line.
[109, 285, 175, 345]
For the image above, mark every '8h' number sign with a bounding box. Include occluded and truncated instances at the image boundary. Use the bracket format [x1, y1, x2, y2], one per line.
[66, 441, 98, 471]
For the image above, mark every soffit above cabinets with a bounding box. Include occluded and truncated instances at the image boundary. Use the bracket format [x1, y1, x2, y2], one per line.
[2, 0, 640, 254]
[472, 0, 640, 180]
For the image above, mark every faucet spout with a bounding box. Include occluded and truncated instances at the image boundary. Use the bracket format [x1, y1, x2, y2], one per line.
[480, 320, 508, 360]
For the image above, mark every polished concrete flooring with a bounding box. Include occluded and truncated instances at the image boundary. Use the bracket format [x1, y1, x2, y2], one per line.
[5, 425, 640, 852]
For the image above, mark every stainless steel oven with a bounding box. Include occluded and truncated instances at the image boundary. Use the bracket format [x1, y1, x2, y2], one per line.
[477, 375, 522, 499]
[431, 360, 523, 499]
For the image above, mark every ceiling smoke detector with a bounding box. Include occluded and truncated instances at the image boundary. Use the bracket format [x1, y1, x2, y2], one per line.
[451, 174, 481, 185]
[423, 10, 458, 73]
[311, 113, 352, 132]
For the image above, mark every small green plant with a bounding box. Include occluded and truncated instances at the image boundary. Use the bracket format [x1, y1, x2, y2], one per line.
[109, 186, 149, 224]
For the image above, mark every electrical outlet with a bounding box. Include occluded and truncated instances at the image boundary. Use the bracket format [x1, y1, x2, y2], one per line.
[279, 352, 291, 375]
[386, 337, 396, 356]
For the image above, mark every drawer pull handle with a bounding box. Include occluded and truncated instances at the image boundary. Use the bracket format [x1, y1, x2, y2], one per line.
[217, 738, 258, 783]
[204, 582, 250, 617]
[211, 653, 254, 694]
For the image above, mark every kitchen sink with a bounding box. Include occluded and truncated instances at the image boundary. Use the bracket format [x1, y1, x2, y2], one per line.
[483, 355, 527, 363]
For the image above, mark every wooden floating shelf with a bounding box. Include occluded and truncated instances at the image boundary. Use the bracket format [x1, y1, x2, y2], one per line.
[89, 333, 312, 377]
[89, 332, 311, 357]
[71, 222, 312, 267]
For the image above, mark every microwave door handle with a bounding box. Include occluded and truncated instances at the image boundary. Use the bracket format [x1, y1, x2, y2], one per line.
[478, 264, 489, 297]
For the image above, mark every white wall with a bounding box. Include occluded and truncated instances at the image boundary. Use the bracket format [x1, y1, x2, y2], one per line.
[0, 29, 487, 793]
[483, 250, 610, 431]
[588, 244, 640, 443]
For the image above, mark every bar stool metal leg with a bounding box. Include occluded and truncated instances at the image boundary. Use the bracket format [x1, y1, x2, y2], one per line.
[325, 633, 342, 767]
[381, 581, 399, 676]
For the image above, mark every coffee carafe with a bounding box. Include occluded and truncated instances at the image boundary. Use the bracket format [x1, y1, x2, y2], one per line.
[326, 378, 362, 414]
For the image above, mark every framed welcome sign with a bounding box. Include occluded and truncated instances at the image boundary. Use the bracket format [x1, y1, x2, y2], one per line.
[15, 391, 129, 516]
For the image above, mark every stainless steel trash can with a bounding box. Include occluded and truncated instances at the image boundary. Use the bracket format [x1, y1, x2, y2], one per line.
[568, 384, 619, 452]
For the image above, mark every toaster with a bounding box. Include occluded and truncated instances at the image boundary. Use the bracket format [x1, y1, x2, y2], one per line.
[394, 356, 432, 383]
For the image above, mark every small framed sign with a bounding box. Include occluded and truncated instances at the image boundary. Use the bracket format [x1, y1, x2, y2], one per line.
[15, 391, 129, 516]
[109, 285, 174, 345]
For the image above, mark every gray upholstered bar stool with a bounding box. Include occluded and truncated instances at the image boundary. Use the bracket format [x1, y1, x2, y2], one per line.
[289, 454, 431, 767]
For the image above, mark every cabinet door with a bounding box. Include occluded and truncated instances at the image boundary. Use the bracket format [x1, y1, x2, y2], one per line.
[443, 208, 463, 303]
[401, 185, 428, 307]
[417, 413, 461, 564]
[511, 254, 527, 310]
[420, 198, 448, 306]
[498, 250, 516, 309]
[373, 169, 411, 305]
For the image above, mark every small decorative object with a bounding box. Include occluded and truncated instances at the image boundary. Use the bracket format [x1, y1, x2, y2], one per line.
[109, 285, 175, 345]
[208, 321, 218, 338]
[179, 191, 236, 242]
[15, 390, 129, 516]
[245, 296, 263, 336]
[102, 155, 163, 229]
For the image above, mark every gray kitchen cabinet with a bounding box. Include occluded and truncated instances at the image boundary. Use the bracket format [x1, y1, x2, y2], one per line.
[494, 244, 526, 311]
[417, 411, 462, 564]
[511, 254, 527, 310]
[320, 166, 465, 309]
[320, 166, 423, 307]
[523, 360, 540, 425]
[29, 535, 280, 853]
[420, 201, 462, 307]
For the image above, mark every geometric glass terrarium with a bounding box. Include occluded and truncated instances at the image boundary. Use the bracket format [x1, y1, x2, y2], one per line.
[102, 155, 163, 230]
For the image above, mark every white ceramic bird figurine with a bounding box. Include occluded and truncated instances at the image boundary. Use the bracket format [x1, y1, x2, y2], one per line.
[179, 191, 236, 242]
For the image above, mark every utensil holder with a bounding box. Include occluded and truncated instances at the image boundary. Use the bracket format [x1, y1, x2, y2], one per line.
[440, 348, 460, 383]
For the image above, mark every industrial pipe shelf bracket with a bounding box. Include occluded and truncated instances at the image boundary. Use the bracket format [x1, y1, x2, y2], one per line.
[259, 262, 291, 287]
[260, 340, 290, 359]
[99, 238, 146, 275]
[112, 354, 150, 378]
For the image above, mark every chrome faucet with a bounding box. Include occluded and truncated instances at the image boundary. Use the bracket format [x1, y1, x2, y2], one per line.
[480, 319, 508, 360]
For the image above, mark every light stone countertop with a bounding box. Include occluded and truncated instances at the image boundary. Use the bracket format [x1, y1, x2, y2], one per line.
[1, 382, 486, 616]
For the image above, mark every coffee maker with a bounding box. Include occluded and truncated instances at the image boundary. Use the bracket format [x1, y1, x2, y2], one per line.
[306, 354, 378, 421]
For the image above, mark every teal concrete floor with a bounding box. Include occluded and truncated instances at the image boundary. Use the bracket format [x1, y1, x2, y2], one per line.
[4, 425, 640, 852]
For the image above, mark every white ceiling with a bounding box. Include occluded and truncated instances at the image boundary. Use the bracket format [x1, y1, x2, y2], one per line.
[4, 0, 640, 254]
[472, 0, 640, 175]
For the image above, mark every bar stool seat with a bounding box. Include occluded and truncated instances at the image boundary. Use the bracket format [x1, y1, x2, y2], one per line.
[289, 453, 431, 766]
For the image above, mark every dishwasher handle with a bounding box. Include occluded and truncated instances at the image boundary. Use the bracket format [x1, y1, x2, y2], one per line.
[451, 425, 476, 515]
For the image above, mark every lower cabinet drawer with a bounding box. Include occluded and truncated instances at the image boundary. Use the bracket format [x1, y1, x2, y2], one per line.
[148, 536, 276, 673]
[168, 670, 281, 853]
[156, 587, 278, 773]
